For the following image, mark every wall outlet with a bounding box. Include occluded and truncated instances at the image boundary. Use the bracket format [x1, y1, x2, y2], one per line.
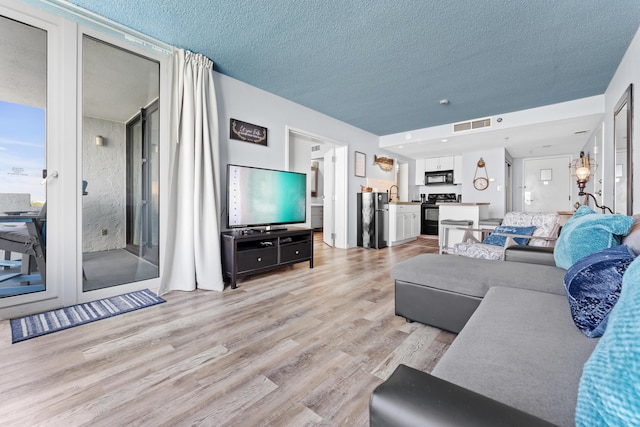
[101, 229, 108, 236]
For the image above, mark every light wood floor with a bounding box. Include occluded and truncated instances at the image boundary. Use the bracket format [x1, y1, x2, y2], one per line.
[0, 234, 454, 426]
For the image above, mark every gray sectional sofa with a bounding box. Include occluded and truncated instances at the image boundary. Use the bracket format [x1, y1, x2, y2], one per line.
[370, 209, 640, 426]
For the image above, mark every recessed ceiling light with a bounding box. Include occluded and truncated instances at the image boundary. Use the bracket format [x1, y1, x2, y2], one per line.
[398, 145, 404, 149]
[441, 139, 448, 142]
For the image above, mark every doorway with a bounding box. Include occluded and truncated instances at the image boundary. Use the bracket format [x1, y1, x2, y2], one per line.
[522, 156, 572, 212]
[81, 35, 161, 292]
[287, 128, 348, 249]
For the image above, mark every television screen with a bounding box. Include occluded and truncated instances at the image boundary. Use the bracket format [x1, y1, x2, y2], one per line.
[227, 164, 307, 228]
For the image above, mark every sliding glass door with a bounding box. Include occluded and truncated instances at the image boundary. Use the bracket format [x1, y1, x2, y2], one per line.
[0, 15, 48, 299]
[0, 0, 168, 316]
[126, 100, 160, 266]
[81, 35, 160, 292]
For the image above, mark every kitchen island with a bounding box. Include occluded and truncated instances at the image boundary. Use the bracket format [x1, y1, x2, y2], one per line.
[438, 203, 490, 250]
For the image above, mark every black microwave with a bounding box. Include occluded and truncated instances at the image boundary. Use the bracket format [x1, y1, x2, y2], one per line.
[425, 170, 454, 185]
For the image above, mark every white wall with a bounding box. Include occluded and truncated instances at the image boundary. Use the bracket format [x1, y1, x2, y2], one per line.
[460, 147, 506, 218]
[82, 116, 125, 252]
[603, 25, 640, 214]
[214, 72, 402, 247]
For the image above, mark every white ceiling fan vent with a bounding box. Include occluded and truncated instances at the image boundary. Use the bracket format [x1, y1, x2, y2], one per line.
[453, 117, 492, 133]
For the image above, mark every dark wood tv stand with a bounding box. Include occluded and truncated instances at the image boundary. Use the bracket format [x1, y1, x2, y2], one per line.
[221, 227, 314, 289]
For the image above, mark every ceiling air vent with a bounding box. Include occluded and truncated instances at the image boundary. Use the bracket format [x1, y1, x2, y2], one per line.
[453, 121, 472, 132]
[311, 144, 321, 152]
[453, 117, 492, 133]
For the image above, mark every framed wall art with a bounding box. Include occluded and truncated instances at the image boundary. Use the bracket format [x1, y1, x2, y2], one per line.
[230, 119, 268, 146]
[355, 151, 366, 177]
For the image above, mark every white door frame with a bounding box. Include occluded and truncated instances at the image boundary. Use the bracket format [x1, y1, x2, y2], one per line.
[285, 127, 348, 249]
[322, 147, 335, 247]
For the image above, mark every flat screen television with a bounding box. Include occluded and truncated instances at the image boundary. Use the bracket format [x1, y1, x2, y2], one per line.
[226, 164, 307, 230]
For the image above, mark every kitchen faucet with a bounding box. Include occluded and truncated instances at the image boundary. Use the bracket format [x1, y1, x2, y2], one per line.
[388, 185, 399, 202]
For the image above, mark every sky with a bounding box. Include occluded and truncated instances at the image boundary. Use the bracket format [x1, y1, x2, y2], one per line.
[0, 100, 46, 204]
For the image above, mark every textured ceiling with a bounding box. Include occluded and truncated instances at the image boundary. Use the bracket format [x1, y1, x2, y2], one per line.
[65, 0, 640, 137]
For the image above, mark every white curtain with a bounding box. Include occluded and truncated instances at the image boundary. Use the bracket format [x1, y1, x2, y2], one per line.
[159, 49, 224, 294]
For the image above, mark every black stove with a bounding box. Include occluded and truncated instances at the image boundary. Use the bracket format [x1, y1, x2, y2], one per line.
[423, 193, 458, 205]
[421, 193, 458, 235]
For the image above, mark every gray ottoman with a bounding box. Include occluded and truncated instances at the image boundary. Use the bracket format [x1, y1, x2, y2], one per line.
[391, 254, 566, 332]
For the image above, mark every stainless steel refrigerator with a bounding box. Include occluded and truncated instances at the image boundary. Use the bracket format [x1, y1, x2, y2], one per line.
[357, 192, 389, 249]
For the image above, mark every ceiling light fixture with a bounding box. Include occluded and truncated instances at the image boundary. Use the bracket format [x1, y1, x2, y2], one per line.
[439, 99, 449, 105]
[441, 139, 448, 143]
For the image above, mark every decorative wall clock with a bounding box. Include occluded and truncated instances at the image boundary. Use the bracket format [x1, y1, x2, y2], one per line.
[473, 157, 489, 191]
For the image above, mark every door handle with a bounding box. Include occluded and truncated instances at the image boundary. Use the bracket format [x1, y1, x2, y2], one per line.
[41, 170, 59, 184]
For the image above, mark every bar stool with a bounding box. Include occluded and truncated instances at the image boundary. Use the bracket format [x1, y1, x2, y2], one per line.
[440, 219, 473, 254]
[478, 217, 503, 240]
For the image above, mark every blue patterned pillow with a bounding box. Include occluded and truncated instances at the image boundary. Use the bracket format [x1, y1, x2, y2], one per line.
[564, 245, 635, 338]
[575, 255, 640, 426]
[482, 225, 536, 246]
[554, 205, 634, 270]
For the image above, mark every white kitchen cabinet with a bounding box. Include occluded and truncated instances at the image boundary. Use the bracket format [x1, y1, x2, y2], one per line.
[388, 203, 421, 246]
[403, 208, 420, 238]
[394, 212, 405, 239]
[453, 155, 463, 184]
[424, 156, 454, 172]
[414, 158, 426, 185]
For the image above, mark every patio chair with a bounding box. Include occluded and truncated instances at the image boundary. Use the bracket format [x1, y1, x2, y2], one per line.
[0, 204, 46, 286]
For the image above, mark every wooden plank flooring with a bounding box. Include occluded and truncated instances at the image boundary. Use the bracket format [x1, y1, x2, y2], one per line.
[0, 234, 454, 426]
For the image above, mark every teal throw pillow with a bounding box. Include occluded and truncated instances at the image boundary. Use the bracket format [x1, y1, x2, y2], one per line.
[564, 245, 635, 338]
[575, 255, 640, 426]
[554, 206, 634, 270]
[482, 225, 536, 246]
